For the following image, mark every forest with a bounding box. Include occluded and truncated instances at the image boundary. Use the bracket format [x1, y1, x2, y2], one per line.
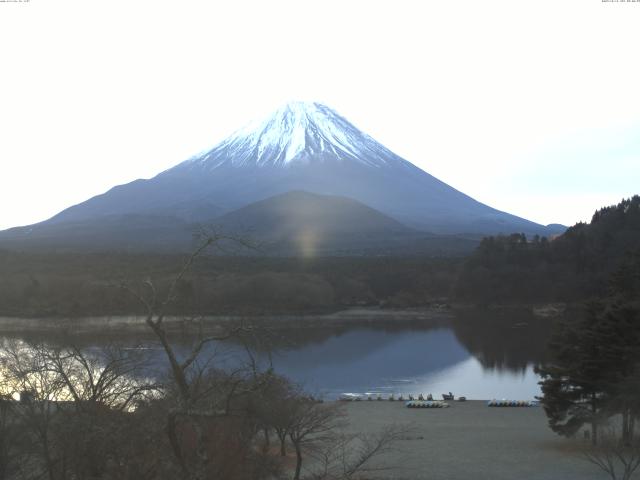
[456, 195, 640, 303]
[0, 253, 459, 318]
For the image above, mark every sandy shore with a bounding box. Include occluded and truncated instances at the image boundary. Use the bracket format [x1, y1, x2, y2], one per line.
[342, 401, 603, 480]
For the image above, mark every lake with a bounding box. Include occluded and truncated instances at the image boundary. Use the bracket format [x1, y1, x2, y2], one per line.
[1, 308, 554, 400]
[233, 326, 544, 400]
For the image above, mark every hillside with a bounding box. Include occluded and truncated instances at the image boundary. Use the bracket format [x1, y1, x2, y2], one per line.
[215, 191, 427, 255]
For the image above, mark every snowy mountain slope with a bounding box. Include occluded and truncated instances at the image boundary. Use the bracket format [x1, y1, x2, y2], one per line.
[185, 101, 412, 169]
[11, 101, 560, 241]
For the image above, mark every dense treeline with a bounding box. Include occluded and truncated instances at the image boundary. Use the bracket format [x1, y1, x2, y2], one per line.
[456, 196, 640, 303]
[0, 253, 460, 317]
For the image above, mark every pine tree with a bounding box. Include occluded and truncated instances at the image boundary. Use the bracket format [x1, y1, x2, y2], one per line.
[536, 303, 611, 444]
[536, 255, 640, 445]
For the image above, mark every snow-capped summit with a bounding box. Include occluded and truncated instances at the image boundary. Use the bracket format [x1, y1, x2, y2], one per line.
[185, 101, 409, 169]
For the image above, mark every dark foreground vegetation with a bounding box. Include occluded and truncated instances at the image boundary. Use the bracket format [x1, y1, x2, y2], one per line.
[0, 244, 407, 480]
[0, 340, 405, 480]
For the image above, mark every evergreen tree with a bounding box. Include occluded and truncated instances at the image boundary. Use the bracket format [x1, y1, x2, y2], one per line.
[536, 255, 640, 445]
[536, 303, 611, 444]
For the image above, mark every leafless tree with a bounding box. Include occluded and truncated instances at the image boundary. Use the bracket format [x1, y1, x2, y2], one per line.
[122, 234, 257, 409]
[0, 339, 161, 480]
[251, 373, 300, 457]
[281, 396, 409, 480]
[307, 424, 410, 480]
[0, 393, 21, 480]
[42, 343, 159, 412]
[582, 426, 640, 480]
[0, 340, 70, 480]
[123, 233, 283, 480]
[287, 401, 346, 480]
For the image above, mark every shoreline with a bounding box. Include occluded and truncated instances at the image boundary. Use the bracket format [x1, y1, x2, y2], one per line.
[0, 302, 572, 335]
[0, 306, 454, 335]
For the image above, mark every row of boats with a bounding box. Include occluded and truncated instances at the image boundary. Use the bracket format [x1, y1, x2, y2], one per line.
[338, 393, 538, 407]
[405, 399, 539, 408]
[487, 399, 538, 407]
[339, 393, 463, 402]
[406, 400, 449, 408]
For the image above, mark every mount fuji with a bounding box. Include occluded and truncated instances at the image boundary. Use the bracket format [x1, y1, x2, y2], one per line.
[0, 101, 562, 253]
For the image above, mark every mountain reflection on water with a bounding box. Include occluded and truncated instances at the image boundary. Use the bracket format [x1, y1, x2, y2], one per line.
[1, 309, 554, 400]
[225, 318, 550, 400]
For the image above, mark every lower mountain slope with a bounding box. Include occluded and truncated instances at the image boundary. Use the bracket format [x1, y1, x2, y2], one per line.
[0, 214, 195, 253]
[0, 191, 479, 255]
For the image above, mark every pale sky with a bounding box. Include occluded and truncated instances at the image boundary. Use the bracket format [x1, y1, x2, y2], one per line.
[1, 0, 639, 230]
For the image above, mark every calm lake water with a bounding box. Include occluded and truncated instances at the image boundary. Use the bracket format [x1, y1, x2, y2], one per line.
[2, 309, 554, 400]
[236, 326, 544, 400]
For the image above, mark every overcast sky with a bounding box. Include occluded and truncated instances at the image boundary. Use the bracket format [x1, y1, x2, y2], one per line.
[1, 0, 639, 230]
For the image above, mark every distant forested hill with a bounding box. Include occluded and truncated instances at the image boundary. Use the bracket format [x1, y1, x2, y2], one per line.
[455, 196, 640, 303]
